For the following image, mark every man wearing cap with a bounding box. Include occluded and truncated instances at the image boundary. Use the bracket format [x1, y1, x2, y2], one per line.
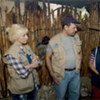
[46, 16, 82, 100]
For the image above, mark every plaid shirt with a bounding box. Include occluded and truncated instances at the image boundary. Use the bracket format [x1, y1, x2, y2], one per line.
[5, 54, 30, 78]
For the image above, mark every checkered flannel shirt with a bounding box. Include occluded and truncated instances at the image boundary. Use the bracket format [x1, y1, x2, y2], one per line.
[5, 54, 30, 78]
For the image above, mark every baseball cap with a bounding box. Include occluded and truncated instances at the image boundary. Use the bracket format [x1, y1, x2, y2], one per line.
[61, 16, 80, 25]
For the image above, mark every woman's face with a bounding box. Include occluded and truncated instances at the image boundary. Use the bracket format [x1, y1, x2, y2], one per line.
[17, 33, 28, 44]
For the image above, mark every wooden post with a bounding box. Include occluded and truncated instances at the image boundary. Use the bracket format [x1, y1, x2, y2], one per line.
[89, 0, 100, 30]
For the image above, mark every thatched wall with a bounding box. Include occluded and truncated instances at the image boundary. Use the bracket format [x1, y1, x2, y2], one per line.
[0, 0, 100, 97]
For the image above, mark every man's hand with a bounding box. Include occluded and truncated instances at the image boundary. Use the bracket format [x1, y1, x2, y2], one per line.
[51, 72, 61, 84]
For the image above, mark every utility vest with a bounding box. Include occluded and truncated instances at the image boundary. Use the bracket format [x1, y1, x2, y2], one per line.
[49, 33, 82, 81]
[3, 42, 38, 94]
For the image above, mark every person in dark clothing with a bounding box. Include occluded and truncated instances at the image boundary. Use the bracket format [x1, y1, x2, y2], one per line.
[89, 46, 100, 100]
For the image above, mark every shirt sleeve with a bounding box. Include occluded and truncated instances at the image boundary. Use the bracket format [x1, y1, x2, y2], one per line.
[5, 54, 30, 78]
[89, 48, 96, 61]
[90, 53, 95, 61]
[46, 44, 53, 54]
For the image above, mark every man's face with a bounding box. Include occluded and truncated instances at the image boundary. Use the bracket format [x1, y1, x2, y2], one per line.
[65, 23, 78, 36]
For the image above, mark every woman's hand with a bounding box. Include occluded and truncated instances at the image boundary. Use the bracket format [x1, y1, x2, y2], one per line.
[32, 56, 39, 64]
[26, 62, 39, 71]
[26, 56, 40, 71]
[32, 56, 42, 65]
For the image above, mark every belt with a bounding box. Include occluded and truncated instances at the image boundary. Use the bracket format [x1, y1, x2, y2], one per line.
[65, 68, 75, 71]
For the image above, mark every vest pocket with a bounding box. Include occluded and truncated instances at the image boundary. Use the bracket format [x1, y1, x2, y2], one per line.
[52, 45, 65, 69]
[8, 73, 34, 93]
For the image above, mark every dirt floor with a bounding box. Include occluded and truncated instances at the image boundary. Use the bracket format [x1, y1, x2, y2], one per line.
[0, 85, 91, 100]
[0, 77, 92, 100]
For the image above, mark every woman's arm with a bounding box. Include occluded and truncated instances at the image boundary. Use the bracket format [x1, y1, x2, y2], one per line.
[89, 51, 99, 75]
[89, 60, 99, 75]
[5, 54, 30, 78]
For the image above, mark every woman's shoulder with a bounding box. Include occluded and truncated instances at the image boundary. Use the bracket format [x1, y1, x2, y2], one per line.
[4, 43, 20, 57]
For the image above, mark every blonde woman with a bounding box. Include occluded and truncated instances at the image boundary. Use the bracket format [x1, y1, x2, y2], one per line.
[3, 24, 40, 100]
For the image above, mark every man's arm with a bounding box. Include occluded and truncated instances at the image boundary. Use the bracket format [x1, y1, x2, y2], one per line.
[46, 51, 61, 84]
[46, 51, 54, 76]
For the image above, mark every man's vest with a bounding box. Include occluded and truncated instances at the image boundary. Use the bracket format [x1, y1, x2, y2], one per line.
[3, 42, 38, 94]
[49, 33, 82, 81]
